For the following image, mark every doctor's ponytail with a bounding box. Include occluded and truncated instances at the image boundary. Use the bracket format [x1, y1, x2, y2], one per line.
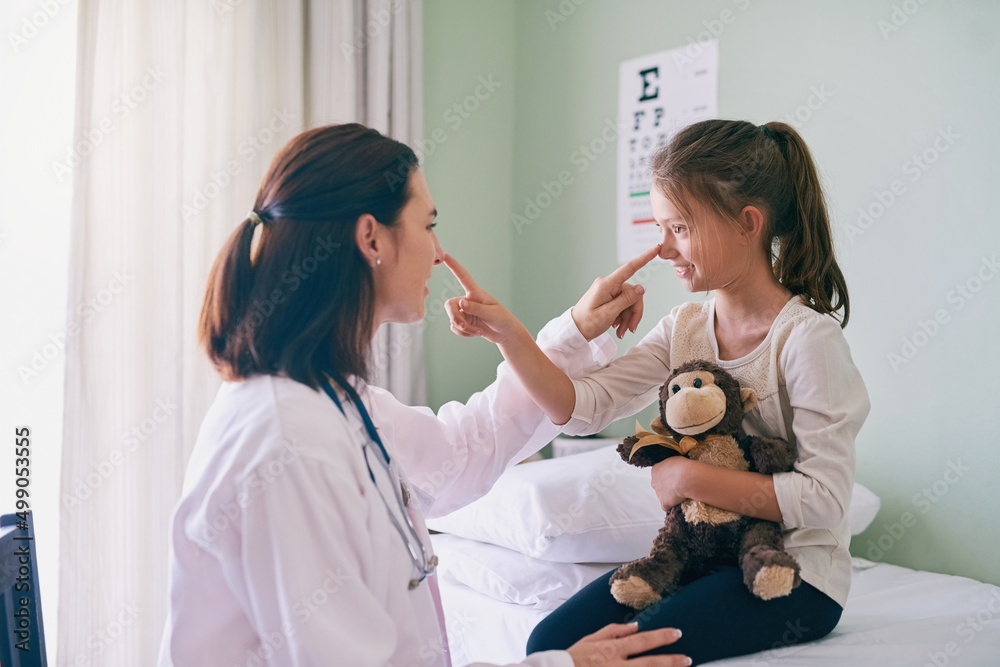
[199, 214, 264, 379]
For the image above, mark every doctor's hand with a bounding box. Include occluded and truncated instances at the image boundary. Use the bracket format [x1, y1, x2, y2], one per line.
[571, 245, 660, 341]
[566, 623, 691, 666]
[443, 254, 527, 346]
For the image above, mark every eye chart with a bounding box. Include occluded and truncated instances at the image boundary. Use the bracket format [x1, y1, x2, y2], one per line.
[617, 41, 719, 263]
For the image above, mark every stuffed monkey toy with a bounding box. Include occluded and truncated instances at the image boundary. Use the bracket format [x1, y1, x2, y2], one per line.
[611, 360, 801, 609]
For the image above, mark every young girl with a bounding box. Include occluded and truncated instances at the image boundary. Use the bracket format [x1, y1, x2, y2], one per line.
[446, 119, 870, 664]
[158, 123, 689, 667]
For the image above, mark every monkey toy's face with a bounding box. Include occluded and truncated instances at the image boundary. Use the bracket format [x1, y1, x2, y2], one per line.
[658, 362, 757, 438]
[662, 370, 728, 436]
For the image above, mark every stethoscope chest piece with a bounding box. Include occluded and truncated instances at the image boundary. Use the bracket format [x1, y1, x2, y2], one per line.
[408, 555, 439, 590]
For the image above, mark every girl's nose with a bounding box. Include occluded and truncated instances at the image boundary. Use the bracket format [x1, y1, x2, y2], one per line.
[658, 235, 675, 260]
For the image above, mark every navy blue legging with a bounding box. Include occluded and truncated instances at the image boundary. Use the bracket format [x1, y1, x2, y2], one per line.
[526, 566, 842, 665]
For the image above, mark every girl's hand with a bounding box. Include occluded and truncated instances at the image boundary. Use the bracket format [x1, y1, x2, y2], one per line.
[443, 254, 527, 346]
[571, 245, 660, 341]
[650, 457, 693, 511]
[566, 622, 690, 667]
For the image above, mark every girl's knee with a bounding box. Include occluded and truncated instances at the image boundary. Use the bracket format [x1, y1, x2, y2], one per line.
[526, 609, 594, 654]
[525, 618, 561, 655]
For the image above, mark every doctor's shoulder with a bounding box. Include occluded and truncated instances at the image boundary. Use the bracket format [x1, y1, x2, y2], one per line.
[259, 374, 368, 464]
[197, 374, 364, 479]
[179, 374, 372, 555]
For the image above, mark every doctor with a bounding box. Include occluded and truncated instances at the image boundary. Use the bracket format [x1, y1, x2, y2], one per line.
[158, 123, 688, 667]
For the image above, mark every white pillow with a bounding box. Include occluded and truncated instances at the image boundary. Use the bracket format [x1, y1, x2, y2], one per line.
[427, 444, 662, 563]
[426, 444, 883, 561]
[849, 482, 881, 535]
[430, 533, 616, 611]
[551, 436, 621, 458]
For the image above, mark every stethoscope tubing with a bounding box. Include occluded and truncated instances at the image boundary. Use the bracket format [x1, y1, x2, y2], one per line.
[320, 375, 437, 589]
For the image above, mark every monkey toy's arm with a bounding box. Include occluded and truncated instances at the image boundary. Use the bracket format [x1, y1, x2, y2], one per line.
[617, 436, 687, 467]
[741, 433, 797, 475]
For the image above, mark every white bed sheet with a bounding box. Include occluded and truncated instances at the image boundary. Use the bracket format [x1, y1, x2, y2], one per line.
[436, 553, 1000, 666]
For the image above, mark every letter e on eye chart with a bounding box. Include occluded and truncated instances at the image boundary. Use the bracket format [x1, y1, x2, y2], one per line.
[616, 41, 719, 263]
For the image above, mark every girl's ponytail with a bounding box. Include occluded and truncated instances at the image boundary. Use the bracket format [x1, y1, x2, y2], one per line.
[766, 122, 850, 327]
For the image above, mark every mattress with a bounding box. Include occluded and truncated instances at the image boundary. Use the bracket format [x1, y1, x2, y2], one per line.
[434, 540, 1000, 666]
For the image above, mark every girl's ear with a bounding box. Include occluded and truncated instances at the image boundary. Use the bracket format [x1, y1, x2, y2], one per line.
[739, 205, 766, 245]
[355, 214, 381, 267]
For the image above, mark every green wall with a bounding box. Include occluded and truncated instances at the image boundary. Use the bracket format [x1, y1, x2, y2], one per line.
[423, 0, 515, 408]
[424, 0, 1000, 586]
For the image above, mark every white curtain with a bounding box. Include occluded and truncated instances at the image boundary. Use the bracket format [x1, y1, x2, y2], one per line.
[58, 1, 423, 663]
[367, 0, 427, 404]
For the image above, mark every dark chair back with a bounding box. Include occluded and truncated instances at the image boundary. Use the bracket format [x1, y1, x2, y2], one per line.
[0, 511, 48, 667]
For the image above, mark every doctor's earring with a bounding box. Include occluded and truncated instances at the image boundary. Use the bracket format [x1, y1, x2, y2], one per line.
[375, 258, 381, 266]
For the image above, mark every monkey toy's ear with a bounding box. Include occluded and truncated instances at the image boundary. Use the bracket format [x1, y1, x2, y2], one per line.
[741, 387, 758, 414]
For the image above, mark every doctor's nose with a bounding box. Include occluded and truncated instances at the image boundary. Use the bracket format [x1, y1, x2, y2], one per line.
[432, 236, 445, 265]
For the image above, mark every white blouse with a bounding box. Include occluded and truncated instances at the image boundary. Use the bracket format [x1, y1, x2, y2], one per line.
[157, 310, 615, 667]
[564, 296, 871, 607]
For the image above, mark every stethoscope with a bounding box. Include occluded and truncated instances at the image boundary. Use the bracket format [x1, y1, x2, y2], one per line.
[321, 375, 438, 590]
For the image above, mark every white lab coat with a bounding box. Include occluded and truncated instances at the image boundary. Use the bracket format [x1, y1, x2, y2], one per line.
[158, 310, 616, 667]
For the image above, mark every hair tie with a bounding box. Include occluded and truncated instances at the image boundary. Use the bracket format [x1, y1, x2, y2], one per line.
[760, 124, 777, 142]
[248, 210, 264, 226]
